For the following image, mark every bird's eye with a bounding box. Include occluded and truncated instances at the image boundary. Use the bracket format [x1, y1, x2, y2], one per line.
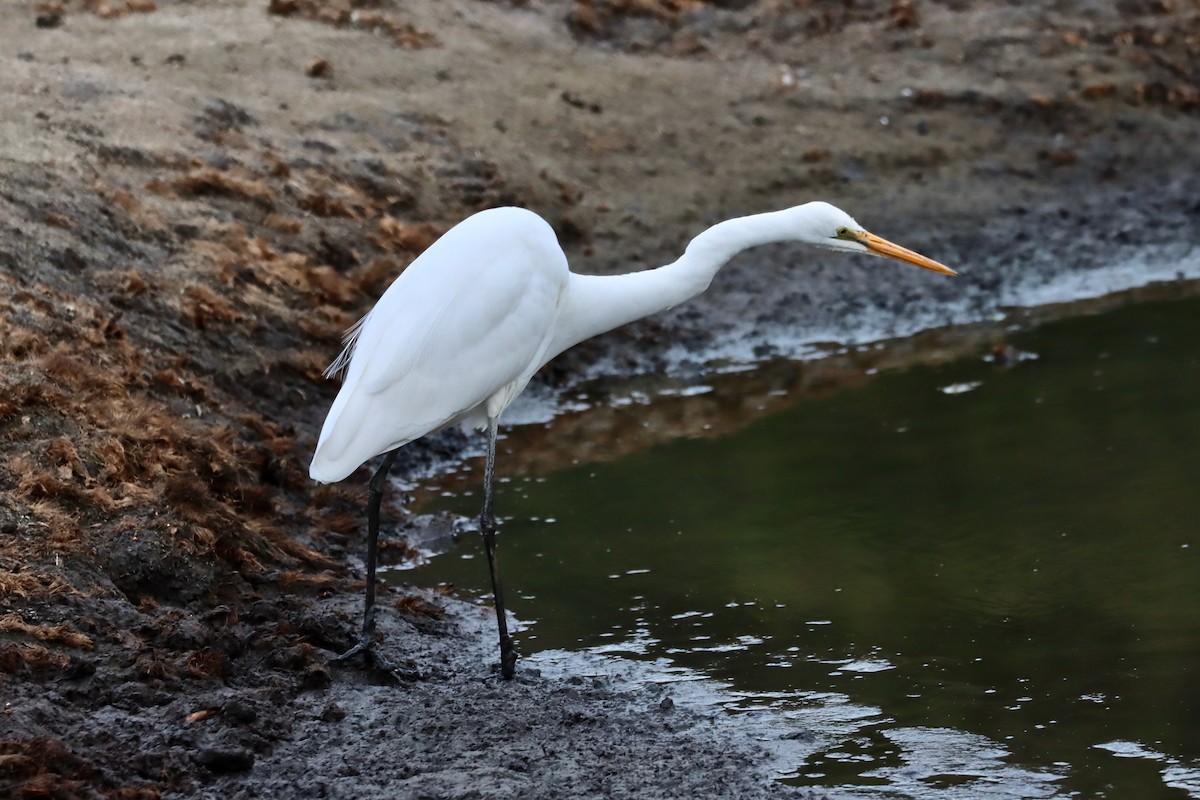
[835, 226, 850, 238]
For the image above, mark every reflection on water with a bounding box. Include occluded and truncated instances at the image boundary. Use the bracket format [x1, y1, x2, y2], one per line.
[404, 293, 1200, 798]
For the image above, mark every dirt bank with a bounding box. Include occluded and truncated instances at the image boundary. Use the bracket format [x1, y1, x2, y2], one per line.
[1, 0, 1198, 797]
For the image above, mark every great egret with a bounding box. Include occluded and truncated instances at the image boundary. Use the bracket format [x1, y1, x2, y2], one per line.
[310, 202, 955, 679]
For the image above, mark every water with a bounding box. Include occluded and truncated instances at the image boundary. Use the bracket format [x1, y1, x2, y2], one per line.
[403, 293, 1200, 798]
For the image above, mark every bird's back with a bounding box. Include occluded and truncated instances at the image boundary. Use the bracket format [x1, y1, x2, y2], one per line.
[310, 208, 568, 483]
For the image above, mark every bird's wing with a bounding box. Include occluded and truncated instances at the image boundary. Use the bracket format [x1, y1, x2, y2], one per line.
[310, 221, 567, 482]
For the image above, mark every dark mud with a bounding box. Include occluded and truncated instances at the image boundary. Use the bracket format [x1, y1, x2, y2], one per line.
[1, 0, 1199, 798]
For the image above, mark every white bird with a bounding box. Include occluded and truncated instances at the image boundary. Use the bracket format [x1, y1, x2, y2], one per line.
[310, 202, 955, 679]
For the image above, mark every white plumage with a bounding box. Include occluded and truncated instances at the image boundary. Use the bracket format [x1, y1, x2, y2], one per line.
[311, 208, 568, 483]
[310, 202, 955, 679]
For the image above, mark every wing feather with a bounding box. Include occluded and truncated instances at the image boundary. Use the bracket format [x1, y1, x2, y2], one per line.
[310, 208, 567, 483]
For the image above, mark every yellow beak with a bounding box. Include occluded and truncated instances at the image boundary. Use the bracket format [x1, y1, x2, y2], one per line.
[856, 231, 957, 276]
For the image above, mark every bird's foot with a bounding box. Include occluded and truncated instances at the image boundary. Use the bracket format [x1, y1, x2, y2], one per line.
[330, 635, 373, 665]
[330, 635, 419, 683]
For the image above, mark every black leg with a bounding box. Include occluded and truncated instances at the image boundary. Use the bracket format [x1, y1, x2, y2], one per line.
[332, 449, 401, 673]
[481, 417, 517, 679]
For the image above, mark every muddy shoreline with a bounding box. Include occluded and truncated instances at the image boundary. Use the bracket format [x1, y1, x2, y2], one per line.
[2, 1, 1199, 797]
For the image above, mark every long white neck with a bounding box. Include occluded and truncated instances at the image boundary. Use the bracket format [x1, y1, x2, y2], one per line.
[545, 209, 803, 362]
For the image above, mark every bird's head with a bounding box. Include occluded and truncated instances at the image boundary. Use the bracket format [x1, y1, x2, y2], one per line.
[794, 201, 957, 276]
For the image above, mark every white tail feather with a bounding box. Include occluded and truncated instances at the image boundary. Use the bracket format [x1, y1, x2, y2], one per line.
[323, 311, 372, 380]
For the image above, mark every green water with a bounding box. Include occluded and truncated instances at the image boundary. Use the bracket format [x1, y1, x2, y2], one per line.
[407, 294, 1200, 798]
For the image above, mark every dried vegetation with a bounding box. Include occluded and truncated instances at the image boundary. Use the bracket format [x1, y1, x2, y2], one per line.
[0, 5, 535, 794]
[265, 0, 441, 48]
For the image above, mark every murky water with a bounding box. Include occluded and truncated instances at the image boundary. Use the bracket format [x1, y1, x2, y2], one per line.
[403, 293, 1200, 798]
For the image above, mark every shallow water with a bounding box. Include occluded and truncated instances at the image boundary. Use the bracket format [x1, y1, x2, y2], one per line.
[404, 293, 1200, 798]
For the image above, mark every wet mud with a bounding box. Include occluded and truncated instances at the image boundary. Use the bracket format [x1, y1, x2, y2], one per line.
[1, 0, 1198, 797]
